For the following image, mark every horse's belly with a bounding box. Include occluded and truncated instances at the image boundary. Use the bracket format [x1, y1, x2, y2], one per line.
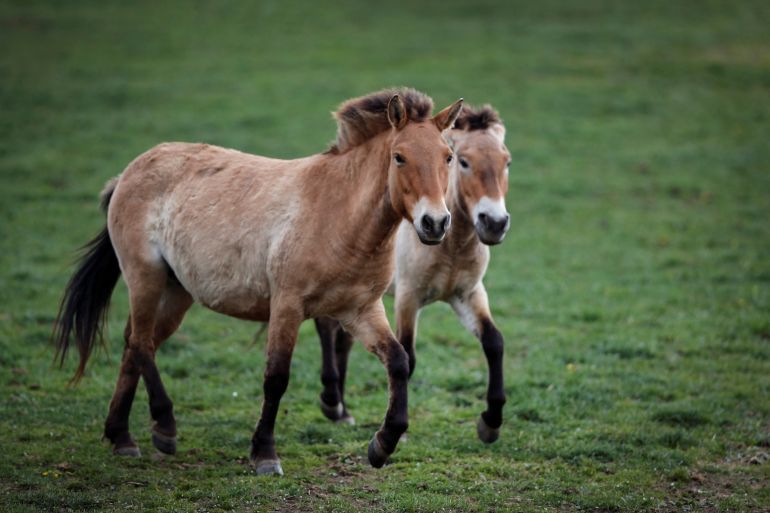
[164, 238, 273, 320]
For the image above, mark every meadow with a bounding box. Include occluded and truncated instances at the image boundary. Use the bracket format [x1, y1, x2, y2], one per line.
[1, 1, 769, 511]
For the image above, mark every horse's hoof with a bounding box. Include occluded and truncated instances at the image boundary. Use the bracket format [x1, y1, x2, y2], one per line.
[320, 398, 344, 421]
[477, 415, 500, 444]
[253, 459, 284, 476]
[367, 435, 389, 468]
[113, 444, 141, 457]
[151, 429, 177, 455]
[336, 414, 356, 426]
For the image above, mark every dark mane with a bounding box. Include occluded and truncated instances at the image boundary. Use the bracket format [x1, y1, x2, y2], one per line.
[453, 104, 502, 131]
[327, 88, 434, 154]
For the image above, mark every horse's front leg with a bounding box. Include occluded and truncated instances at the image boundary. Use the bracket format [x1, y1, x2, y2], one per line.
[343, 301, 410, 468]
[250, 302, 302, 476]
[450, 284, 506, 443]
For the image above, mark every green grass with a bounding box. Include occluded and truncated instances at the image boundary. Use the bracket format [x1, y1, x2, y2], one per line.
[1, 0, 769, 511]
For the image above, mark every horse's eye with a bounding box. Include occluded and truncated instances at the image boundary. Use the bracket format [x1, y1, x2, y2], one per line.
[394, 153, 405, 165]
[446, 154, 453, 164]
[459, 157, 469, 169]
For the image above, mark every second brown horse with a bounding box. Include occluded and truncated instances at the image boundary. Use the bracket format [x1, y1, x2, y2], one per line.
[316, 105, 511, 445]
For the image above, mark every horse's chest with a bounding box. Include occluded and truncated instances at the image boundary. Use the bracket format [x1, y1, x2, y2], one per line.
[421, 255, 484, 305]
[304, 253, 393, 316]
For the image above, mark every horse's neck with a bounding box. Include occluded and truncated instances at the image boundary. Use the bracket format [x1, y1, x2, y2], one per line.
[327, 137, 400, 258]
[445, 171, 480, 252]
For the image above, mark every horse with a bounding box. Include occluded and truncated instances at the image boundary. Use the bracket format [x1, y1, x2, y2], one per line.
[53, 88, 463, 475]
[315, 105, 510, 444]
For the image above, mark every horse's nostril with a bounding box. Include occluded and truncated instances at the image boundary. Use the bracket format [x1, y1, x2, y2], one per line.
[421, 215, 434, 233]
[479, 213, 489, 225]
[438, 215, 450, 233]
[490, 215, 509, 234]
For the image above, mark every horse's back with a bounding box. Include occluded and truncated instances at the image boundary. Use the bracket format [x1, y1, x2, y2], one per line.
[107, 142, 306, 319]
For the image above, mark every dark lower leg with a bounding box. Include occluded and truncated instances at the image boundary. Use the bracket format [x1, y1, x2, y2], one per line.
[104, 349, 141, 449]
[395, 302, 417, 378]
[334, 329, 354, 413]
[316, 318, 342, 409]
[374, 340, 410, 456]
[104, 326, 141, 449]
[398, 330, 416, 378]
[140, 353, 176, 438]
[479, 318, 506, 429]
[251, 309, 300, 474]
[251, 356, 291, 463]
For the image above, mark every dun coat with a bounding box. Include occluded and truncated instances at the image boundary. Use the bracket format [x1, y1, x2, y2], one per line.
[54, 88, 463, 475]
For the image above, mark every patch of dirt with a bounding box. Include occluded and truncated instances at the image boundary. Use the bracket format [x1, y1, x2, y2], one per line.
[654, 446, 770, 512]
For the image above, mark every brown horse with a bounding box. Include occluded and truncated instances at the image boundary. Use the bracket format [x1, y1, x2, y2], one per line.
[316, 105, 510, 443]
[53, 88, 463, 475]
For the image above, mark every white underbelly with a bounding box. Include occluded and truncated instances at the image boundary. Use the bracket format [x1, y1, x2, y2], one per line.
[161, 234, 272, 311]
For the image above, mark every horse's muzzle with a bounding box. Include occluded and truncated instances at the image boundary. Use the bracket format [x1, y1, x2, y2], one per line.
[476, 213, 510, 245]
[417, 213, 450, 245]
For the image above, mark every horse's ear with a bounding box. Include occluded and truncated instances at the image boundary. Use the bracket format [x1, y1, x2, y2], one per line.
[433, 98, 464, 131]
[387, 94, 408, 130]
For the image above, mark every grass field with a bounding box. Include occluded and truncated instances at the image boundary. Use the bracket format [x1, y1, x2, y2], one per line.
[1, 1, 769, 511]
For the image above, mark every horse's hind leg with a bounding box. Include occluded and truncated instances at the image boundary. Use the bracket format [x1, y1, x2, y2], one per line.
[450, 284, 506, 444]
[145, 283, 193, 454]
[104, 318, 143, 456]
[104, 264, 191, 457]
[316, 318, 355, 425]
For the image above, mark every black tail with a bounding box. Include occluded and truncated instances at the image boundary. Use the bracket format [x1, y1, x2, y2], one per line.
[53, 226, 122, 382]
[54, 177, 121, 381]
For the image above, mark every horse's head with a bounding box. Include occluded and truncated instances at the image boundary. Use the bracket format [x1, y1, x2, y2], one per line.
[386, 95, 463, 245]
[446, 106, 510, 245]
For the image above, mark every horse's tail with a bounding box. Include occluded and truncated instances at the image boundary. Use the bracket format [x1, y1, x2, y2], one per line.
[53, 177, 122, 383]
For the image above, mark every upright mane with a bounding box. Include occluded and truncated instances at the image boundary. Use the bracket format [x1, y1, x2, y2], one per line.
[453, 104, 502, 131]
[327, 88, 434, 154]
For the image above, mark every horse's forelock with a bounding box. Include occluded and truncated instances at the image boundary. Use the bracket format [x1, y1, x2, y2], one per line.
[328, 88, 434, 153]
[454, 105, 502, 132]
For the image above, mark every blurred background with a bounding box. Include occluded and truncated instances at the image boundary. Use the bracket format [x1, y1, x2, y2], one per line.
[1, 1, 768, 511]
